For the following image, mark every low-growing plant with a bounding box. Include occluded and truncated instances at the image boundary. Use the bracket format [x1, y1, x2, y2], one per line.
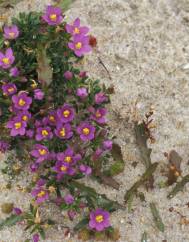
[0, 3, 125, 241]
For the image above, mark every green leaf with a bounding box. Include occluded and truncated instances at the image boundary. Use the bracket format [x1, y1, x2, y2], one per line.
[150, 202, 165, 232]
[97, 195, 125, 212]
[124, 162, 158, 203]
[135, 122, 152, 168]
[168, 174, 189, 199]
[39, 227, 46, 239]
[0, 214, 24, 230]
[104, 143, 125, 176]
[74, 217, 89, 231]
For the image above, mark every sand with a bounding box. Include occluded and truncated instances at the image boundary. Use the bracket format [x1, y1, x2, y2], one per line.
[1, 0, 189, 241]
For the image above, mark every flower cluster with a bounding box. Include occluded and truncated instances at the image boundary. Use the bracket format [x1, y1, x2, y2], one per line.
[0, 4, 120, 242]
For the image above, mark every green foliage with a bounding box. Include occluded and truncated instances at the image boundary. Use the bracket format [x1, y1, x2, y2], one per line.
[0, 214, 24, 230]
[150, 202, 165, 232]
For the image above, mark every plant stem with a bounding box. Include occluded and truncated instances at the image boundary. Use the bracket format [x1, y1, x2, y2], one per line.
[124, 162, 158, 203]
[167, 174, 189, 199]
[150, 202, 165, 232]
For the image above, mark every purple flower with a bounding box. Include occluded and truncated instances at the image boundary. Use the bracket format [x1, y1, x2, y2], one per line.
[3, 25, 19, 40]
[68, 35, 92, 57]
[76, 87, 88, 99]
[33, 234, 39, 242]
[0, 48, 15, 69]
[12, 92, 32, 110]
[35, 126, 53, 141]
[95, 92, 108, 104]
[53, 161, 75, 177]
[79, 71, 87, 78]
[103, 140, 113, 150]
[37, 179, 46, 187]
[55, 196, 63, 206]
[31, 187, 49, 204]
[57, 104, 75, 123]
[68, 210, 76, 220]
[13, 207, 22, 215]
[79, 164, 92, 175]
[57, 147, 81, 166]
[2, 83, 17, 96]
[90, 108, 107, 124]
[92, 148, 103, 161]
[64, 71, 73, 80]
[42, 5, 63, 26]
[10, 67, 20, 77]
[42, 111, 57, 126]
[54, 123, 73, 139]
[30, 144, 49, 163]
[34, 89, 44, 100]
[0, 140, 10, 153]
[66, 18, 89, 36]
[64, 194, 74, 205]
[89, 208, 110, 231]
[30, 163, 39, 172]
[76, 122, 95, 141]
[18, 110, 31, 122]
[26, 129, 34, 138]
[6, 117, 27, 136]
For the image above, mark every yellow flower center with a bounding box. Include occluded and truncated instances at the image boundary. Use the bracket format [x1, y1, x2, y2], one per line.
[49, 115, 55, 122]
[61, 165, 67, 171]
[14, 122, 22, 129]
[95, 111, 101, 118]
[50, 14, 57, 21]
[74, 27, 80, 34]
[2, 58, 10, 64]
[63, 110, 70, 118]
[8, 87, 14, 93]
[18, 98, 26, 106]
[39, 149, 47, 155]
[82, 127, 90, 135]
[37, 190, 46, 197]
[60, 128, 65, 137]
[42, 130, 49, 136]
[22, 115, 28, 121]
[95, 215, 104, 223]
[64, 156, 72, 163]
[75, 42, 82, 49]
[9, 32, 15, 38]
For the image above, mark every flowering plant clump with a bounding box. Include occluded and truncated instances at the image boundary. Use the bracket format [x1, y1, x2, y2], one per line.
[0, 4, 124, 241]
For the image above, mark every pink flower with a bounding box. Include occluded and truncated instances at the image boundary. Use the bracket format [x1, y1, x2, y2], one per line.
[95, 92, 108, 104]
[3, 25, 19, 40]
[31, 187, 49, 204]
[89, 208, 110, 231]
[35, 126, 53, 141]
[42, 5, 63, 26]
[0, 48, 15, 69]
[66, 18, 89, 36]
[64, 71, 73, 80]
[12, 92, 32, 110]
[76, 87, 88, 99]
[10, 67, 20, 77]
[6, 117, 27, 136]
[68, 35, 92, 57]
[90, 108, 107, 124]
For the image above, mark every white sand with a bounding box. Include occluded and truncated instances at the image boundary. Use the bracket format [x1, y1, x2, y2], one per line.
[1, 0, 189, 241]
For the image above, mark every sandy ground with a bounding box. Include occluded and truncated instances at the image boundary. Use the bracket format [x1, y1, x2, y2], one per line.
[1, 0, 189, 241]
